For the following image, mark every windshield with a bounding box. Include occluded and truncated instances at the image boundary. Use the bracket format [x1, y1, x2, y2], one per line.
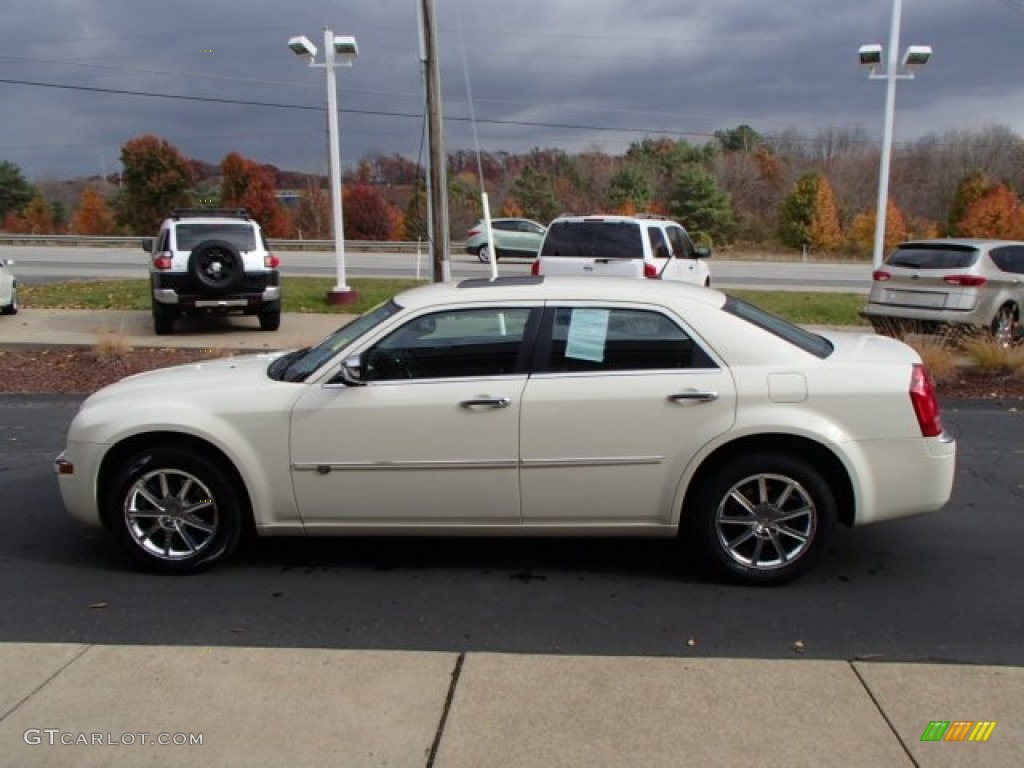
[723, 296, 833, 359]
[267, 300, 403, 382]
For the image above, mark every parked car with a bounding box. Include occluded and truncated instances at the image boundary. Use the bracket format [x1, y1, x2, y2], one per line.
[143, 208, 281, 335]
[0, 259, 16, 315]
[862, 239, 1024, 344]
[55, 277, 955, 585]
[465, 218, 546, 262]
[532, 213, 711, 286]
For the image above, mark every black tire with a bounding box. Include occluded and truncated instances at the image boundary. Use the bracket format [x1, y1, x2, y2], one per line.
[152, 305, 176, 335]
[476, 244, 492, 263]
[685, 452, 836, 586]
[188, 239, 245, 295]
[258, 308, 281, 331]
[990, 303, 1020, 347]
[103, 447, 244, 574]
[0, 282, 16, 315]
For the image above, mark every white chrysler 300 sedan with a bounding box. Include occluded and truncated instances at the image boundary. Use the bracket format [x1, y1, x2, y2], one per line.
[55, 277, 956, 585]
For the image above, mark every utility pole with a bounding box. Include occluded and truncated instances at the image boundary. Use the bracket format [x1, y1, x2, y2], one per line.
[420, 0, 450, 282]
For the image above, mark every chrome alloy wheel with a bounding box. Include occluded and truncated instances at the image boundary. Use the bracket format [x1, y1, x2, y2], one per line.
[714, 473, 817, 571]
[123, 468, 219, 561]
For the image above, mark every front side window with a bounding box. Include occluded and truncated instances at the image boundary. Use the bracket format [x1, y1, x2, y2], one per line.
[667, 226, 694, 259]
[541, 307, 716, 372]
[364, 307, 535, 381]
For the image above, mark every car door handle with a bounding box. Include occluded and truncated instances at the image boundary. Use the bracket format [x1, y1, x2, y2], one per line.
[668, 390, 718, 404]
[460, 397, 511, 410]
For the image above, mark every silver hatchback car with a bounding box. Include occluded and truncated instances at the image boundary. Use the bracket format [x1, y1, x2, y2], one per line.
[862, 239, 1024, 344]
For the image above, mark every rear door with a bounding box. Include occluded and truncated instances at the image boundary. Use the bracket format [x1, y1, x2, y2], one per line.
[519, 303, 736, 524]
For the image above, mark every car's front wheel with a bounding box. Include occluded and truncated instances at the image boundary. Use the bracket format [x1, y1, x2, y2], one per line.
[104, 447, 244, 573]
[0, 283, 16, 315]
[686, 453, 836, 585]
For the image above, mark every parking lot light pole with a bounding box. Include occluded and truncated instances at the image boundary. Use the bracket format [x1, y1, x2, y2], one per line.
[860, 0, 932, 271]
[288, 28, 360, 304]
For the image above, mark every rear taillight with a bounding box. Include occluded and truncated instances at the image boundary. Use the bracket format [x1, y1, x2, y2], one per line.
[643, 262, 658, 278]
[266, 253, 280, 269]
[153, 253, 172, 270]
[530, 260, 541, 276]
[466, 228, 481, 237]
[872, 269, 891, 282]
[943, 274, 986, 287]
[910, 363, 943, 437]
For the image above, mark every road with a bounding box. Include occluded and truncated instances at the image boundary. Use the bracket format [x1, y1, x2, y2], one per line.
[0, 396, 1019, 664]
[0, 245, 873, 292]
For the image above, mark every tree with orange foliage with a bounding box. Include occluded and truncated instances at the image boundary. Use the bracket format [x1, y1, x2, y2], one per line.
[957, 183, 1024, 239]
[4, 193, 56, 234]
[71, 187, 116, 235]
[342, 184, 402, 240]
[219, 152, 292, 237]
[848, 199, 908, 257]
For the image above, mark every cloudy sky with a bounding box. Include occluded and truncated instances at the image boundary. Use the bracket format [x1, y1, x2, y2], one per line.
[2, 0, 1023, 181]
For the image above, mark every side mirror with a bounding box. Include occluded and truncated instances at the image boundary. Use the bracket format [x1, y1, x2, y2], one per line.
[337, 354, 366, 386]
[141, 238, 154, 252]
[694, 247, 712, 259]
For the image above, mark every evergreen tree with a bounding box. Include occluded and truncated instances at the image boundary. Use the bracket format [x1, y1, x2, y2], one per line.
[668, 166, 737, 244]
[0, 161, 34, 221]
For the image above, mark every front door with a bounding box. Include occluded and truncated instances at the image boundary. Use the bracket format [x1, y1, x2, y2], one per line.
[289, 305, 539, 527]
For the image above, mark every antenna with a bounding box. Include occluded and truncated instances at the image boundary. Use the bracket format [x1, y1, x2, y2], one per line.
[457, 8, 498, 280]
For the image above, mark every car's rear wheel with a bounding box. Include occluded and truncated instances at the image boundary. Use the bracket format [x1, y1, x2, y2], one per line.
[258, 307, 281, 331]
[0, 283, 16, 315]
[476, 244, 492, 263]
[991, 303, 1020, 347]
[152, 305, 176, 335]
[686, 453, 836, 585]
[104, 447, 243, 574]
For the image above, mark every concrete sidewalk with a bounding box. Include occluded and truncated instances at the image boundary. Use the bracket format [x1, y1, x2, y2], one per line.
[0, 308, 352, 351]
[0, 643, 1020, 767]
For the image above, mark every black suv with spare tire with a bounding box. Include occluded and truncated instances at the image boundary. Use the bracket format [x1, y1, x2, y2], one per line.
[143, 208, 281, 335]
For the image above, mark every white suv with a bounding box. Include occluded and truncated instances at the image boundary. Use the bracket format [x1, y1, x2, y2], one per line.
[531, 214, 711, 286]
[143, 209, 281, 335]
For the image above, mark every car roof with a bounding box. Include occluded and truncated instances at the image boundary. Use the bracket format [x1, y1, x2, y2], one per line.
[896, 238, 1023, 248]
[392, 276, 727, 310]
[549, 213, 676, 224]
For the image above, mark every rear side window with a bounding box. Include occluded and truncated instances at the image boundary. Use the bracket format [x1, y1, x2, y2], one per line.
[541, 307, 716, 372]
[175, 223, 258, 252]
[988, 245, 1024, 274]
[886, 244, 979, 269]
[723, 297, 833, 359]
[540, 221, 643, 258]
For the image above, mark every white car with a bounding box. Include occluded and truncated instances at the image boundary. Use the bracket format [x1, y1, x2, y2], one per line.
[532, 214, 712, 286]
[55, 277, 956, 585]
[0, 258, 17, 315]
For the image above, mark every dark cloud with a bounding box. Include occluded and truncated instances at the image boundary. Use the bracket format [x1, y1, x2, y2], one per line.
[0, 0, 1021, 179]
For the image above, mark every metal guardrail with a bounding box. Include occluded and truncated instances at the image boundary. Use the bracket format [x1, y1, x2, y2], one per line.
[0, 234, 458, 253]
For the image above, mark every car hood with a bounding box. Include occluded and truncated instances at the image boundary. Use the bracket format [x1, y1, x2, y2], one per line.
[817, 329, 921, 365]
[83, 352, 286, 406]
